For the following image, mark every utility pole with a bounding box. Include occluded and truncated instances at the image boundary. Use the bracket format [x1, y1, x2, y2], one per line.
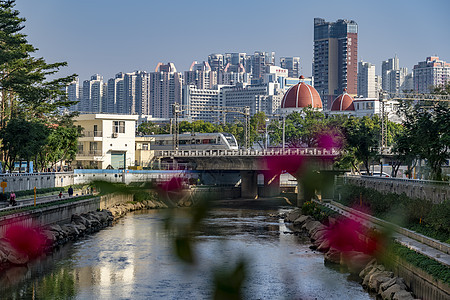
[244, 106, 250, 150]
[282, 114, 286, 152]
[172, 103, 180, 151]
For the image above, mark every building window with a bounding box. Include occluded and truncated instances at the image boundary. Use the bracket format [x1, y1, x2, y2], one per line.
[113, 121, 125, 133]
[142, 143, 148, 150]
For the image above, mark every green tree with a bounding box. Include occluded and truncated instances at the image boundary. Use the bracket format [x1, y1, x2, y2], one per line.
[0, 118, 49, 172]
[343, 115, 381, 174]
[137, 121, 161, 135]
[37, 122, 81, 172]
[0, 0, 76, 126]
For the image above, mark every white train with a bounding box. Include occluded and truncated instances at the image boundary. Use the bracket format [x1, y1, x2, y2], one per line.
[146, 132, 239, 151]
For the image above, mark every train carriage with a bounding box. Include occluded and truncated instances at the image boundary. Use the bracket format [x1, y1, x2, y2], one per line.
[146, 132, 238, 151]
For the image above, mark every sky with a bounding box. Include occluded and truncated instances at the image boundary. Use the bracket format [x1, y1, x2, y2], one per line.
[14, 0, 450, 82]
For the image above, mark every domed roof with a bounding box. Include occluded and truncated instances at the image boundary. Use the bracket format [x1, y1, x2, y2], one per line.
[281, 78, 322, 109]
[331, 90, 355, 111]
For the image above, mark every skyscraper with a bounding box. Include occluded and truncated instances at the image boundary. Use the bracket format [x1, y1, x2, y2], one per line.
[150, 63, 182, 118]
[280, 57, 300, 78]
[313, 18, 358, 108]
[357, 61, 376, 98]
[184, 61, 217, 89]
[208, 54, 224, 72]
[413, 56, 450, 93]
[381, 55, 408, 95]
[107, 73, 125, 114]
[82, 74, 104, 113]
[252, 51, 275, 79]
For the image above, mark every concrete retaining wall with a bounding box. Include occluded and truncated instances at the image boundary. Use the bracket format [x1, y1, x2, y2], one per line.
[0, 193, 132, 237]
[392, 256, 450, 300]
[343, 176, 449, 204]
[0, 173, 74, 192]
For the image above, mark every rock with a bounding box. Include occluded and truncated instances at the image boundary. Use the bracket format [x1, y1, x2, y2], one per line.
[359, 258, 377, 279]
[324, 247, 341, 264]
[6, 250, 28, 265]
[311, 228, 326, 241]
[342, 251, 374, 275]
[285, 209, 302, 223]
[368, 272, 393, 293]
[72, 214, 90, 227]
[381, 284, 403, 300]
[293, 215, 312, 226]
[392, 290, 414, 300]
[317, 238, 331, 252]
[302, 220, 322, 233]
[363, 265, 385, 288]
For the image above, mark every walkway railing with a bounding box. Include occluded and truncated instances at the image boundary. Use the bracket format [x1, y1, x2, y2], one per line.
[155, 148, 341, 158]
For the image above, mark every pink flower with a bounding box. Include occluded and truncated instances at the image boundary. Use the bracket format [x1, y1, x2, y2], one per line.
[4, 223, 47, 259]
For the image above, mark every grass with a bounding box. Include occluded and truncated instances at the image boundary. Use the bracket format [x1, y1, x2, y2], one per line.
[386, 242, 450, 285]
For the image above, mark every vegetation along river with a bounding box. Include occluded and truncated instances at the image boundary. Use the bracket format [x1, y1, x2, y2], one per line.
[0, 203, 374, 299]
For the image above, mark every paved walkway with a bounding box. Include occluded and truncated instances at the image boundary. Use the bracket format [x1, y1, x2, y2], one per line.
[315, 199, 450, 267]
[0, 189, 91, 212]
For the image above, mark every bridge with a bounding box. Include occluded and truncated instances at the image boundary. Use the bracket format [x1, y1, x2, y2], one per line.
[154, 148, 341, 202]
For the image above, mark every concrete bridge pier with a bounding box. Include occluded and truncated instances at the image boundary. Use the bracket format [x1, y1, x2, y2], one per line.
[240, 171, 258, 199]
[260, 173, 281, 197]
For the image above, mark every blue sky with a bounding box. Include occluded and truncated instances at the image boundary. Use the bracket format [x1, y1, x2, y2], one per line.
[14, 0, 450, 81]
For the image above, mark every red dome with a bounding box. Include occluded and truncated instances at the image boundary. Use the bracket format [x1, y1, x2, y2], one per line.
[331, 92, 355, 111]
[281, 82, 322, 109]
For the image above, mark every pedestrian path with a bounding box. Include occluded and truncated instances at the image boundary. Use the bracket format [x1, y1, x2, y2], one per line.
[315, 199, 450, 267]
[0, 189, 91, 212]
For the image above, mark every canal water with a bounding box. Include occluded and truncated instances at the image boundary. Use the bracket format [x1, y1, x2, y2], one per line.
[0, 205, 374, 299]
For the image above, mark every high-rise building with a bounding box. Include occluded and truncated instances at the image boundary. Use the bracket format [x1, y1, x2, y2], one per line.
[381, 55, 408, 95]
[280, 57, 300, 78]
[413, 56, 450, 93]
[82, 74, 104, 113]
[313, 18, 358, 108]
[67, 78, 81, 112]
[208, 54, 224, 72]
[182, 85, 221, 123]
[150, 63, 182, 118]
[252, 51, 275, 79]
[357, 61, 376, 98]
[107, 73, 125, 114]
[184, 61, 217, 89]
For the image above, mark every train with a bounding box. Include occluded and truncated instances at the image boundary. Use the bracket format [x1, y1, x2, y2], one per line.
[146, 132, 239, 151]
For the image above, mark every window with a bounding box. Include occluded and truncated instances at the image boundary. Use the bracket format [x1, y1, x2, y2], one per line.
[142, 143, 148, 150]
[112, 121, 125, 133]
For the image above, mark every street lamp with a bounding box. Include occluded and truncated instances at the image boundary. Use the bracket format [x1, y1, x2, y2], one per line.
[265, 118, 269, 150]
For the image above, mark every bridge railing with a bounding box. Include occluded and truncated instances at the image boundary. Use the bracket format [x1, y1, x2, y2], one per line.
[155, 148, 341, 158]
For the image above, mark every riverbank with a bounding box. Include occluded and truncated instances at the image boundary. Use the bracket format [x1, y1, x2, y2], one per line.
[0, 198, 169, 273]
[284, 209, 425, 300]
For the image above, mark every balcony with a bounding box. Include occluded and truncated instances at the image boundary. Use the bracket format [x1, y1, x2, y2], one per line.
[81, 131, 102, 137]
[76, 150, 103, 157]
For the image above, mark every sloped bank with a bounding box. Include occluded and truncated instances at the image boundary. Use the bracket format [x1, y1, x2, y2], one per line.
[0, 198, 168, 272]
[284, 209, 418, 300]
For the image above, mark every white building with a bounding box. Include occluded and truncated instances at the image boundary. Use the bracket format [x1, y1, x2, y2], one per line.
[74, 114, 138, 169]
[182, 85, 222, 123]
[328, 92, 401, 123]
[357, 61, 376, 98]
[221, 83, 283, 121]
[413, 56, 450, 93]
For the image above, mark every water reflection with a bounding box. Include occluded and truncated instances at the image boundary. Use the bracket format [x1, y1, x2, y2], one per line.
[1, 208, 373, 299]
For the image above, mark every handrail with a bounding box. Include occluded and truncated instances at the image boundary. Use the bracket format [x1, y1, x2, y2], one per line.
[155, 147, 341, 158]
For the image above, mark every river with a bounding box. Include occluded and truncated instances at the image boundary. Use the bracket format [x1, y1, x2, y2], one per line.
[0, 204, 374, 299]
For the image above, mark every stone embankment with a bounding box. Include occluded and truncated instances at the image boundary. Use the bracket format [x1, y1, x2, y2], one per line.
[285, 209, 417, 300]
[0, 199, 167, 270]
